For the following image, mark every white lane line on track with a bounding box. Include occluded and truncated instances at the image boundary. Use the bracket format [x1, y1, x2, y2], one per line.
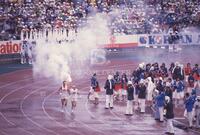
[0, 112, 34, 135]
[42, 80, 90, 135]
[82, 77, 143, 127]
[0, 79, 42, 103]
[0, 63, 134, 89]
[43, 81, 106, 135]
[84, 90, 133, 132]
[0, 79, 48, 135]
[84, 77, 128, 124]
[83, 79, 124, 131]
[0, 77, 32, 89]
[0, 63, 136, 135]
[0, 81, 40, 135]
[84, 91, 124, 132]
[0, 74, 121, 130]
[42, 90, 83, 135]
[43, 85, 106, 134]
[0, 62, 135, 89]
[0, 130, 7, 135]
[20, 85, 59, 135]
[109, 104, 127, 122]
[0, 112, 15, 126]
[80, 77, 133, 130]
[71, 76, 136, 133]
[65, 99, 106, 134]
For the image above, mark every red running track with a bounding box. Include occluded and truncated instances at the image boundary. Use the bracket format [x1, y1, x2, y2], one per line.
[0, 60, 198, 135]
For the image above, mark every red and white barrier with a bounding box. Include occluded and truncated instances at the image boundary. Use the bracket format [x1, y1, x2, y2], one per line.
[1, 32, 200, 55]
[0, 41, 21, 55]
[98, 35, 138, 49]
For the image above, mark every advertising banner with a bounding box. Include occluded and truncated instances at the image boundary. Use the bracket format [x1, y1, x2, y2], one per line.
[0, 41, 21, 55]
[138, 33, 200, 46]
[100, 35, 138, 48]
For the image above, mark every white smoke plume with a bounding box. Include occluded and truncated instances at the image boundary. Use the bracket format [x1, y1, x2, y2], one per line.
[33, 13, 110, 83]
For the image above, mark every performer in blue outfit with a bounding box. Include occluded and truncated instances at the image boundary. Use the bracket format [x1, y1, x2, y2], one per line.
[184, 92, 196, 128]
[88, 73, 100, 105]
[156, 91, 165, 122]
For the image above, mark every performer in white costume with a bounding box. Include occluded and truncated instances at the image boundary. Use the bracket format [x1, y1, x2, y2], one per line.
[70, 85, 79, 113]
[146, 77, 156, 102]
[59, 81, 70, 112]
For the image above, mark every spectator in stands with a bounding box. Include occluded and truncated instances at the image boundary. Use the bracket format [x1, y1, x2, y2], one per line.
[1, 0, 200, 40]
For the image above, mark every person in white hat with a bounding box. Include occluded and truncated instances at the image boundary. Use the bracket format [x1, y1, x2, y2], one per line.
[164, 96, 175, 135]
[104, 75, 115, 109]
[125, 81, 134, 116]
[138, 79, 147, 113]
[146, 77, 156, 102]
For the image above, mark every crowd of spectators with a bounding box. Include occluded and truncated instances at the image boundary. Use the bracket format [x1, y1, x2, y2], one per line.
[0, 0, 200, 40]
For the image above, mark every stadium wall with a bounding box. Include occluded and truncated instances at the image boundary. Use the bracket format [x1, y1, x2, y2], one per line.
[0, 33, 200, 64]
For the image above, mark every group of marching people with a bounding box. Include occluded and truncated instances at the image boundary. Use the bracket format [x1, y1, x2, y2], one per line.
[57, 61, 200, 134]
[88, 62, 200, 135]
